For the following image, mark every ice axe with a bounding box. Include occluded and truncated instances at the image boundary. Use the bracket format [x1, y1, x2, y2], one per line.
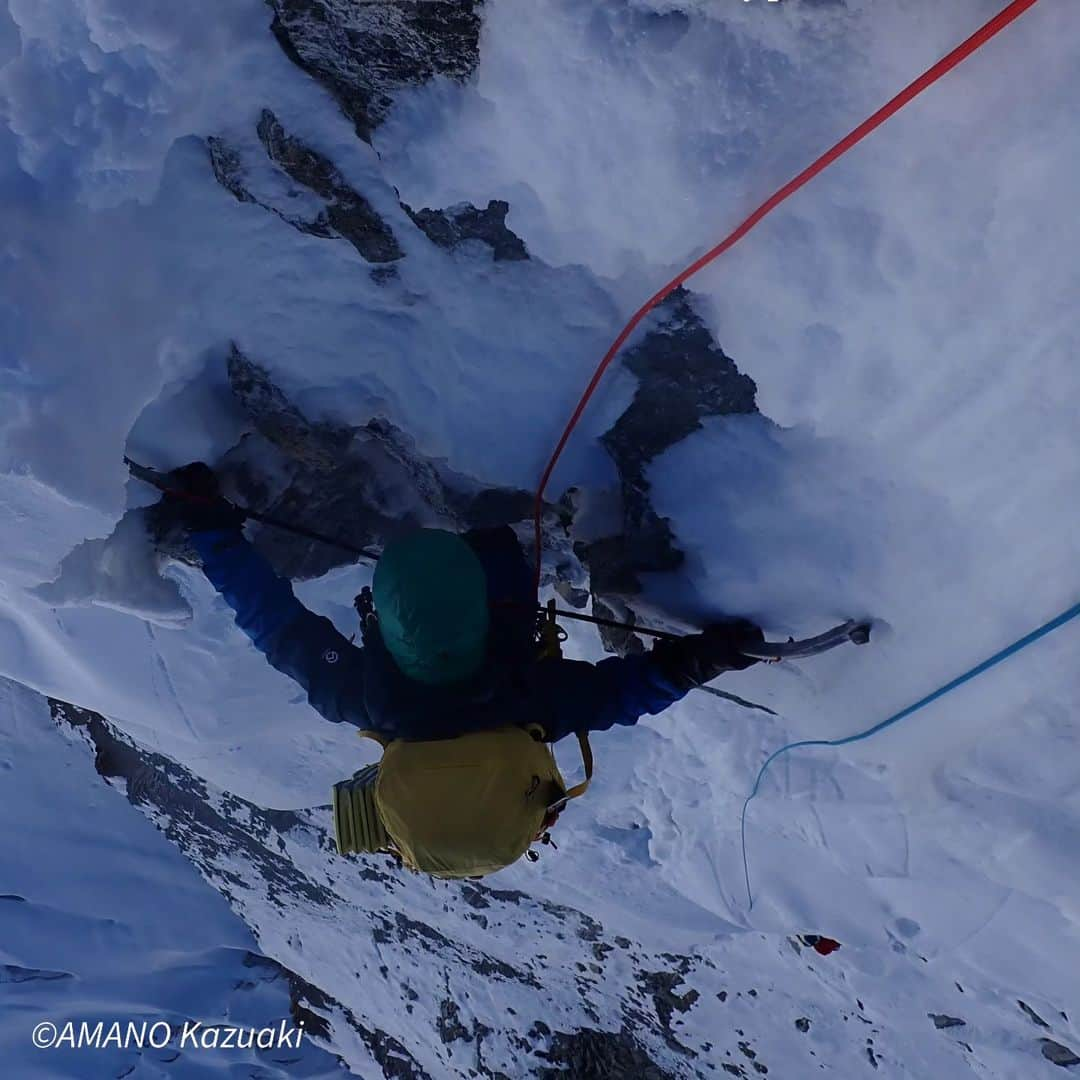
[126, 456, 871, 660]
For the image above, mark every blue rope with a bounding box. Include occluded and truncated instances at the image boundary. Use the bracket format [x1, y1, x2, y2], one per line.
[740, 599, 1080, 909]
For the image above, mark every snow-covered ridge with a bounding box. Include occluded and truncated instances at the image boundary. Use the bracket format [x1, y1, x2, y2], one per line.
[31, 691, 1080, 1078]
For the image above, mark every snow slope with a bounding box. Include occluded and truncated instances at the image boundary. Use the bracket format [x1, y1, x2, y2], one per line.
[0, 680, 345, 1077]
[33, 690, 1080, 1079]
[2, 0, 1079, 1075]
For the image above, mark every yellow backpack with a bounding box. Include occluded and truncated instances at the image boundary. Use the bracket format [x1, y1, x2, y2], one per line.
[332, 605, 593, 878]
[367, 725, 591, 878]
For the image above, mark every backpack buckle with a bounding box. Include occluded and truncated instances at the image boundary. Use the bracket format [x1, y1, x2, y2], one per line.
[540, 803, 565, 834]
[535, 599, 568, 660]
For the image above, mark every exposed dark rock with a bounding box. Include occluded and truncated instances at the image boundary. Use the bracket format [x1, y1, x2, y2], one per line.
[1041, 1039, 1080, 1068]
[227, 344, 353, 470]
[1018, 1000, 1051, 1029]
[554, 579, 590, 609]
[587, 592, 647, 656]
[404, 199, 528, 261]
[206, 138, 257, 205]
[576, 914, 605, 944]
[536, 1027, 675, 1080]
[795, 1017, 811, 1033]
[255, 110, 402, 263]
[580, 287, 758, 642]
[737, 1041, 759, 1064]
[142, 346, 542, 581]
[928, 1014, 966, 1030]
[639, 969, 700, 1051]
[437, 995, 471, 1045]
[273, 959, 430, 1078]
[391, 910, 542, 990]
[208, 134, 340, 243]
[269, 0, 484, 142]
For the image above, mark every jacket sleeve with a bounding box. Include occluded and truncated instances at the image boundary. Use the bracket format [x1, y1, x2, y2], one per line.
[533, 653, 689, 744]
[190, 529, 370, 728]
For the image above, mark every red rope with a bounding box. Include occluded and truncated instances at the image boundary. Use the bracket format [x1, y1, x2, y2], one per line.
[531, 0, 1041, 592]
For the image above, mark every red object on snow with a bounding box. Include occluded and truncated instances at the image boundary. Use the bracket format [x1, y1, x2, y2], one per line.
[811, 937, 842, 956]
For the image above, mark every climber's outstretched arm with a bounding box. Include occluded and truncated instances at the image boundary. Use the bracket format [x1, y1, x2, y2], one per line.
[191, 529, 370, 728]
[536, 622, 762, 743]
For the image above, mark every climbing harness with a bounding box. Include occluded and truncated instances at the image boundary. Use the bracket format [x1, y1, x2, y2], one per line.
[530, 0, 1043, 593]
[740, 598, 1080, 908]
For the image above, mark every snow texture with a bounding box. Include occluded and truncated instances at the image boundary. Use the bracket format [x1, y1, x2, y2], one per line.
[2, 0, 1079, 1075]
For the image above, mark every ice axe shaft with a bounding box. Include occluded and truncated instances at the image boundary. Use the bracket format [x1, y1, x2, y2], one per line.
[127, 457, 870, 658]
[125, 456, 381, 562]
[546, 606, 871, 659]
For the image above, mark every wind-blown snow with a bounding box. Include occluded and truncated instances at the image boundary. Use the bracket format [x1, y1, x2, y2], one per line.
[2, 0, 1079, 1073]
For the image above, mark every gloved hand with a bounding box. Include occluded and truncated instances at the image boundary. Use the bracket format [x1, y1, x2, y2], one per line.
[160, 462, 247, 534]
[650, 618, 765, 693]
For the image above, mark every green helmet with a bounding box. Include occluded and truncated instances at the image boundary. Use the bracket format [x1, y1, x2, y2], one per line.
[373, 528, 489, 685]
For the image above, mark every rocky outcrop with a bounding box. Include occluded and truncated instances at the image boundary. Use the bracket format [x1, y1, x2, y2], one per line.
[1018, 1000, 1051, 1029]
[928, 1014, 966, 1029]
[268, 0, 484, 142]
[593, 287, 757, 585]
[577, 287, 758, 650]
[208, 113, 402, 266]
[404, 199, 528, 262]
[142, 345, 546, 581]
[536, 1028, 674, 1080]
[219, 347, 541, 580]
[1041, 1039, 1080, 1068]
[225, 343, 353, 471]
[256, 110, 402, 263]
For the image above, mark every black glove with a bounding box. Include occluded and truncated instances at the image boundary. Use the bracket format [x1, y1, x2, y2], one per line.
[160, 462, 246, 534]
[650, 619, 764, 693]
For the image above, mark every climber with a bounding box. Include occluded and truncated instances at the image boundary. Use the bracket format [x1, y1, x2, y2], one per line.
[158, 462, 766, 877]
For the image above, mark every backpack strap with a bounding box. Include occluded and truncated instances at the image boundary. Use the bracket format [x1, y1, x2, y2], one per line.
[548, 730, 593, 811]
[564, 730, 593, 799]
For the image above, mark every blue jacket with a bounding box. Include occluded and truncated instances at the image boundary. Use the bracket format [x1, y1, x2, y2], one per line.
[192, 526, 689, 744]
